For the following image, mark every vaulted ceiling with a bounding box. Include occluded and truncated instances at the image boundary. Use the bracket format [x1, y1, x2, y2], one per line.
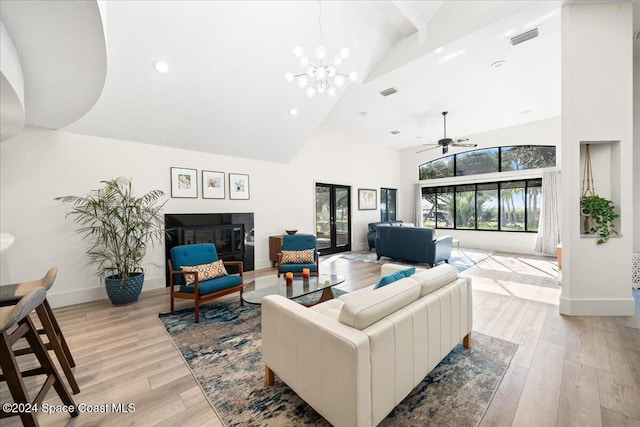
[1, 1, 638, 163]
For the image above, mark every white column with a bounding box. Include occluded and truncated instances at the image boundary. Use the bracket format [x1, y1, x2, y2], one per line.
[559, 2, 635, 315]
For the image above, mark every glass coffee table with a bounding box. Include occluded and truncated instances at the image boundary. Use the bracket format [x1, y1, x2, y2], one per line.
[242, 274, 345, 306]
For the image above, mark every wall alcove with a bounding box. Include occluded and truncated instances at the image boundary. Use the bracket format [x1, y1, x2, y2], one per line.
[579, 140, 621, 237]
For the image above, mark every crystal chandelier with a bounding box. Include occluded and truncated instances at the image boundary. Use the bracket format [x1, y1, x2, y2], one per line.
[285, 2, 358, 98]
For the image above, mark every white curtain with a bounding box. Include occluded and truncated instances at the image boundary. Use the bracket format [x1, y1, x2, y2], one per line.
[414, 184, 423, 227]
[535, 171, 561, 255]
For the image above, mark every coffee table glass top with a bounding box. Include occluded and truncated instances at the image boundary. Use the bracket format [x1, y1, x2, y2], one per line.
[242, 274, 345, 305]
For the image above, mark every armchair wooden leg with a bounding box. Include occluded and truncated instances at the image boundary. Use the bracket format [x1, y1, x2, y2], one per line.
[265, 366, 274, 386]
[194, 300, 200, 323]
[463, 332, 471, 349]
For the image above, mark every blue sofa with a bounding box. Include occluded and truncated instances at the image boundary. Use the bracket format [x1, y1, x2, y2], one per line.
[367, 220, 403, 250]
[375, 227, 453, 266]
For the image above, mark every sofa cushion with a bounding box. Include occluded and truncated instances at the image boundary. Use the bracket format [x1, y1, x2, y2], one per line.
[338, 278, 420, 330]
[410, 264, 458, 296]
[310, 299, 344, 320]
[179, 274, 242, 295]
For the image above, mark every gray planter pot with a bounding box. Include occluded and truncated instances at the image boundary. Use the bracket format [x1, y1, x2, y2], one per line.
[105, 272, 144, 305]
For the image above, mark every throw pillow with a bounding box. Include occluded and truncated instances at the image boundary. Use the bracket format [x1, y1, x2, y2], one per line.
[281, 249, 315, 264]
[399, 267, 416, 277]
[373, 270, 406, 289]
[181, 260, 228, 285]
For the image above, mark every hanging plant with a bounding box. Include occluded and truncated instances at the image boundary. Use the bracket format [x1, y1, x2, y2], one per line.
[580, 195, 619, 244]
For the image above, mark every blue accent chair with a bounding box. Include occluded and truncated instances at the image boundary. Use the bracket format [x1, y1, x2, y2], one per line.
[168, 243, 243, 323]
[277, 234, 319, 277]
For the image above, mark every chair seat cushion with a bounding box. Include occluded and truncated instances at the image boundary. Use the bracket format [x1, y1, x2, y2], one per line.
[279, 263, 318, 273]
[179, 275, 242, 295]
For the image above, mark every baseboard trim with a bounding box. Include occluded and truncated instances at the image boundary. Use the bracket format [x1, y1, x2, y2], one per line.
[559, 296, 636, 316]
[47, 276, 166, 308]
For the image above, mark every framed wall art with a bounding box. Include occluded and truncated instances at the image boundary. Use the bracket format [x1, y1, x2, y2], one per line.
[358, 188, 377, 210]
[229, 173, 250, 200]
[202, 170, 225, 199]
[170, 167, 198, 198]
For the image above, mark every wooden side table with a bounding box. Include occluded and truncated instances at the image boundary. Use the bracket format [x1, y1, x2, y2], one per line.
[269, 235, 284, 267]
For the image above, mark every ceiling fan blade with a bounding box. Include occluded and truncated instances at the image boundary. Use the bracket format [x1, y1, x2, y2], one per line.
[416, 145, 440, 154]
[451, 143, 477, 148]
[453, 138, 469, 143]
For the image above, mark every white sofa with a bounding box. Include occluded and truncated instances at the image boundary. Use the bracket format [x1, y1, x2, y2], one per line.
[261, 263, 473, 427]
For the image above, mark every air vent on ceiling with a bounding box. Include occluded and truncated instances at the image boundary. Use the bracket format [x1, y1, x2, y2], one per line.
[635, 31, 640, 40]
[510, 28, 539, 46]
[380, 87, 398, 97]
[390, 130, 400, 135]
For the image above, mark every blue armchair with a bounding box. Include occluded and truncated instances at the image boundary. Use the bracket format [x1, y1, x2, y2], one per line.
[168, 243, 243, 323]
[277, 234, 319, 277]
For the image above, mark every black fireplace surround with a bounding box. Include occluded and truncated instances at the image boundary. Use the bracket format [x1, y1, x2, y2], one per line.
[164, 213, 255, 286]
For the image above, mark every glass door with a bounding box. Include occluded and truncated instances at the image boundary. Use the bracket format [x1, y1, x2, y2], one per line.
[315, 183, 351, 255]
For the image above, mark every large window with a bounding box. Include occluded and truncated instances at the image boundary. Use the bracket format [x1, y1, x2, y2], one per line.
[418, 156, 454, 180]
[455, 148, 499, 176]
[421, 179, 542, 232]
[419, 145, 555, 180]
[380, 188, 397, 221]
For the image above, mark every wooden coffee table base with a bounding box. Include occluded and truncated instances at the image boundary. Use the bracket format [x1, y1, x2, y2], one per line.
[299, 287, 335, 307]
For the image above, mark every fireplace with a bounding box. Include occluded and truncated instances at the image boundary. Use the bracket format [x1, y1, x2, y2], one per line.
[164, 213, 254, 286]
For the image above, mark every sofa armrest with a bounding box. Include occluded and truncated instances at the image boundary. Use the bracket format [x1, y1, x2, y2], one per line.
[262, 295, 372, 427]
[434, 235, 453, 263]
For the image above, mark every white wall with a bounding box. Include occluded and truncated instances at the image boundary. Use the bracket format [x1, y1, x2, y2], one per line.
[634, 55, 640, 254]
[0, 126, 400, 307]
[560, 2, 635, 316]
[398, 117, 561, 255]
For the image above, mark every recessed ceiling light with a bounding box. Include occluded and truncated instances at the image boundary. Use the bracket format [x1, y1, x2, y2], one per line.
[288, 108, 298, 116]
[490, 60, 506, 68]
[358, 112, 368, 116]
[390, 130, 400, 135]
[416, 136, 422, 139]
[153, 60, 169, 73]
[521, 110, 531, 115]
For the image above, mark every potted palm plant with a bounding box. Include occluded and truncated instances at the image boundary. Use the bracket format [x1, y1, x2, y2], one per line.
[56, 177, 167, 304]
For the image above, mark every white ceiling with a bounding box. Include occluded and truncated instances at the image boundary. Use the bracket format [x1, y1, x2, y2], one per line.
[1, 1, 638, 163]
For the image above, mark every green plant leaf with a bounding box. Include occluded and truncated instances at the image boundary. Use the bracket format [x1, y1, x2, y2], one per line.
[580, 195, 619, 244]
[56, 177, 168, 283]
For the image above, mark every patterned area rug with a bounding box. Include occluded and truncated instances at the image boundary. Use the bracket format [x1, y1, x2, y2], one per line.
[159, 299, 517, 426]
[341, 248, 494, 272]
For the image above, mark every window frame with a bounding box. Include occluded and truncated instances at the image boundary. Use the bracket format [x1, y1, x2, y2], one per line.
[420, 178, 542, 233]
[419, 145, 556, 180]
[380, 187, 397, 222]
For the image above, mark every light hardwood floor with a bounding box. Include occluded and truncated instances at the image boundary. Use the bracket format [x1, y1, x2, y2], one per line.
[2, 251, 639, 426]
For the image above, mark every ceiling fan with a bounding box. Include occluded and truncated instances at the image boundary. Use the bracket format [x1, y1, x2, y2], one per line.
[417, 111, 477, 154]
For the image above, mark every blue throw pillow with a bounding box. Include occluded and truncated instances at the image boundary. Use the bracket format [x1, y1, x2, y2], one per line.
[399, 267, 415, 278]
[373, 271, 405, 289]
